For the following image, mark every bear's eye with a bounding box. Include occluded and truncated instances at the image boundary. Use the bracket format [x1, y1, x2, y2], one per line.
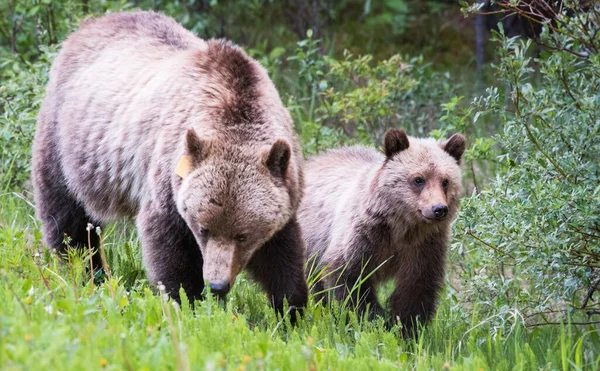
[414, 177, 425, 186]
[442, 179, 449, 189]
[199, 227, 210, 238]
[235, 234, 248, 243]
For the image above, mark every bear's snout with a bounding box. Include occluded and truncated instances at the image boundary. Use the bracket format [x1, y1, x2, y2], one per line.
[432, 204, 448, 220]
[209, 280, 231, 297]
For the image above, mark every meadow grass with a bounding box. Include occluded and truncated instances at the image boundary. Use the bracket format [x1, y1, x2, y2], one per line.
[0, 186, 599, 370]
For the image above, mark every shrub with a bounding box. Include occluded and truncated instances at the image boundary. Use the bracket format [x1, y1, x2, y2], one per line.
[0, 1, 131, 190]
[451, 3, 600, 326]
[0, 48, 55, 190]
[287, 33, 459, 154]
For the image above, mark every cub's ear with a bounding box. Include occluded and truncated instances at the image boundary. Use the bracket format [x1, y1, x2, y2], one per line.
[384, 129, 409, 159]
[265, 139, 291, 179]
[442, 133, 465, 164]
[186, 128, 211, 161]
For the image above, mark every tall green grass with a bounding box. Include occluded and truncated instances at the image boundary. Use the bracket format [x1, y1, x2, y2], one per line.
[0, 182, 599, 370]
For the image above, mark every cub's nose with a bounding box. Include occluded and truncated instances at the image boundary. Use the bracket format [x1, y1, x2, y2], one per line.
[432, 205, 448, 219]
[209, 281, 231, 297]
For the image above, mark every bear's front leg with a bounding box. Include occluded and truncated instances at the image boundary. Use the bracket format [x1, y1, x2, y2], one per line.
[389, 241, 445, 337]
[246, 218, 308, 323]
[137, 203, 205, 303]
[329, 227, 386, 321]
[389, 280, 439, 337]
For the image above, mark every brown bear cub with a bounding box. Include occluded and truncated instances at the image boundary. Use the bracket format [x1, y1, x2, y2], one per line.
[298, 129, 464, 334]
[32, 11, 308, 318]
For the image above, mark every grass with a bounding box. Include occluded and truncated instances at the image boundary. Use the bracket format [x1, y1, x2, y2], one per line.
[1, 188, 599, 370]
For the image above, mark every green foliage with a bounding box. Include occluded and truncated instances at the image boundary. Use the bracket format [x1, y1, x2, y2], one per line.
[0, 0, 130, 63]
[451, 6, 600, 325]
[287, 35, 459, 154]
[0, 47, 54, 189]
[0, 0, 132, 189]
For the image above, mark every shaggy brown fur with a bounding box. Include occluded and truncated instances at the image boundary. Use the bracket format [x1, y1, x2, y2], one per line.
[32, 11, 307, 318]
[298, 129, 464, 335]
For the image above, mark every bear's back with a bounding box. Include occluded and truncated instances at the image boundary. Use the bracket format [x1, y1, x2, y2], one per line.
[300, 146, 382, 257]
[37, 13, 206, 220]
[35, 11, 297, 222]
[55, 12, 203, 75]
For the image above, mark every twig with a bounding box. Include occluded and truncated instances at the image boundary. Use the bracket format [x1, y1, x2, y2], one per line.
[564, 261, 600, 268]
[535, 116, 573, 152]
[96, 227, 114, 300]
[569, 226, 600, 240]
[159, 284, 188, 371]
[271, 306, 294, 338]
[470, 160, 479, 194]
[511, 84, 570, 184]
[465, 231, 516, 260]
[533, 38, 591, 59]
[526, 320, 600, 328]
[121, 334, 134, 371]
[32, 253, 54, 299]
[521, 113, 572, 183]
[572, 249, 600, 260]
[581, 277, 600, 309]
[86, 224, 95, 293]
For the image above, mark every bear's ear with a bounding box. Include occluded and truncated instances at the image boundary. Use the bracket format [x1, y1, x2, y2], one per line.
[265, 140, 291, 179]
[441, 133, 465, 164]
[186, 128, 211, 161]
[384, 129, 409, 159]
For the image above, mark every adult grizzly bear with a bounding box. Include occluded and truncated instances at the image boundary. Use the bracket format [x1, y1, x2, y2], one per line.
[32, 11, 308, 317]
[299, 129, 464, 335]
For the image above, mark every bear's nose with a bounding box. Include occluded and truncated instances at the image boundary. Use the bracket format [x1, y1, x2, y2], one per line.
[432, 205, 448, 219]
[209, 281, 231, 297]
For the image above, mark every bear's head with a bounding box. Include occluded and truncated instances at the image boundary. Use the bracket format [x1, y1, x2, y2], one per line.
[374, 129, 465, 227]
[175, 129, 293, 298]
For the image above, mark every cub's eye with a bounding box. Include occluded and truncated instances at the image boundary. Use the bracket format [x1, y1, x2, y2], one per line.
[235, 234, 248, 243]
[199, 227, 210, 237]
[414, 177, 425, 186]
[442, 179, 449, 189]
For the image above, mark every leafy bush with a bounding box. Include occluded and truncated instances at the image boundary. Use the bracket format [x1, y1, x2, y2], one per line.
[0, 1, 132, 190]
[451, 4, 600, 326]
[286, 34, 459, 154]
[0, 48, 54, 190]
[0, 0, 130, 64]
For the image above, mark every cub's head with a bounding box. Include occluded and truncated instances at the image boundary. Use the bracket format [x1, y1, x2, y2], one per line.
[376, 129, 465, 225]
[175, 129, 293, 298]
